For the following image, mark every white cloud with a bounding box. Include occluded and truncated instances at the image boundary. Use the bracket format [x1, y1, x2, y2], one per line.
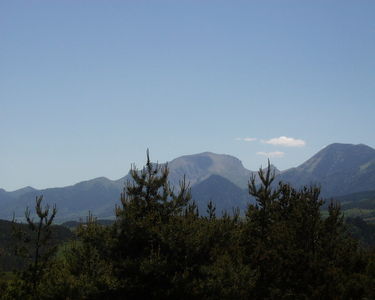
[256, 151, 285, 158]
[235, 137, 257, 142]
[263, 136, 306, 147]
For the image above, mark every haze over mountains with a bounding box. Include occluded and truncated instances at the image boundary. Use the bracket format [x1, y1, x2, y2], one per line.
[1, 143, 375, 221]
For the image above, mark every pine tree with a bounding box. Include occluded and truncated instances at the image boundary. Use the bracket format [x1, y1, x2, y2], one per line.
[111, 150, 192, 298]
[10, 196, 57, 299]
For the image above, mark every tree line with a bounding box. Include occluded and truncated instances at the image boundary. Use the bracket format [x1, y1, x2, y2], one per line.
[0, 153, 374, 299]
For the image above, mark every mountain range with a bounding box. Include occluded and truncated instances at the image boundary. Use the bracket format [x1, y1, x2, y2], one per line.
[1, 143, 375, 222]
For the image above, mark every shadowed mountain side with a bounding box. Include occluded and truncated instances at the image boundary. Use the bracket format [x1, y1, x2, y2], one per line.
[330, 190, 375, 222]
[0, 177, 124, 222]
[310, 189, 375, 224]
[0, 189, 13, 206]
[8, 186, 37, 198]
[191, 175, 253, 215]
[276, 143, 375, 197]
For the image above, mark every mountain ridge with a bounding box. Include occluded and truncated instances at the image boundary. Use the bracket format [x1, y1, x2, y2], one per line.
[1, 143, 374, 220]
[277, 143, 375, 197]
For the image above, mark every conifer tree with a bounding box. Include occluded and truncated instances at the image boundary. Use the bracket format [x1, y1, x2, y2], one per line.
[25, 196, 57, 293]
[206, 200, 216, 220]
[10, 196, 57, 299]
[243, 161, 369, 299]
[111, 150, 192, 298]
[116, 150, 191, 222]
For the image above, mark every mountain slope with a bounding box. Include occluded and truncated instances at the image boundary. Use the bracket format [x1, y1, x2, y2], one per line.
[168, 152, 254, 189]
[0, 177, 123, 221]
[0, 152, 255, 221]
[1, 143, 375, 221]
[332, 190, 375, 222]
[277, 143, 375, 197]
[191, 175, 252, 215]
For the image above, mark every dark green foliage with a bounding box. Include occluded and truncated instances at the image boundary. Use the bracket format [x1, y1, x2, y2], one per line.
[0, 220, 73, 273]
[323, 190, 375, 222]
[346, 217, 375, 246]
[24, 196, 57, 292]
[110, 151, 193, 298]
[2, 196, 58, 299]
[241, 164, 370, 299]
[44, 214, 117, 299]
[1, 156, 375, 299]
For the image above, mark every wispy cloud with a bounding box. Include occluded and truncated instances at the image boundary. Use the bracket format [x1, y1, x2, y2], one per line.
[235, 137, 257, 142]
[263, 136, 306, 147]
[256, 151, 285, 158]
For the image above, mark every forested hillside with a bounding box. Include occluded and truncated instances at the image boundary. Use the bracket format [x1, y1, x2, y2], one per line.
[0, 219, 73, 272]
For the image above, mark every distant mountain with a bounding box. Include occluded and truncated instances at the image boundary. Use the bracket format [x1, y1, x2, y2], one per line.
[1, 143, 375, 221]
[0, 152, 257, 221]
[191, 175, 252, 215]
[0, 189, 12, 204]
[8, 186, 37, 198]
[168, 152, 254, 189]
[276, 143, 375, 197]
[0, 177, 124, 221]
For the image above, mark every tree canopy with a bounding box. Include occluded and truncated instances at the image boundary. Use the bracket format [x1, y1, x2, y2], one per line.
[0, 156, 374, 299]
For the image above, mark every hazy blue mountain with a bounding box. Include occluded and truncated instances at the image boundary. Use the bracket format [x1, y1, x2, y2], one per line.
[1, 143, 375, 221]
[191, 174, 253, 215]
[276, 143, 375, 197]
[0, 189, 13, 209]
[168, 152, 255, 189]
[0, 177, 124, 221]
[0, 152, 257, 221]
[8, 186, 37, 198]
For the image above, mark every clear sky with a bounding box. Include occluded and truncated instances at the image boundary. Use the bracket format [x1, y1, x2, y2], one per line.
[1, 1, 374, 191]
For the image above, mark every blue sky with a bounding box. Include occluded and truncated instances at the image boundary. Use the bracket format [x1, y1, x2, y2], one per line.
[1, 1, 374, 191]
